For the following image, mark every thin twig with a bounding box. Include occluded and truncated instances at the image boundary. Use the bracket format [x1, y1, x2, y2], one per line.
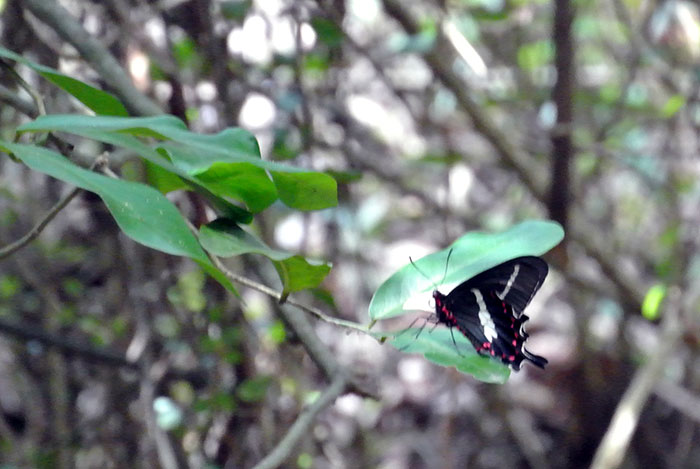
[196, 231, 370, 334]
[0, 83, 37, 116]
[0, 157, 102, 260]
[654, 380, 700, 425]
[0, 58, 46, 118]
[251, 373, 348, 469]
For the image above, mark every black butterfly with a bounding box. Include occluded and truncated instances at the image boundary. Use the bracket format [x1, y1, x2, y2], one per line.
[432, 256, 549, 371]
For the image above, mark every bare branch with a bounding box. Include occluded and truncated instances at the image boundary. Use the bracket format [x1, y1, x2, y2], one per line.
[590, 291, 683, 469]
[654, 380, 700, 425]
[251, 373, 348, 469]
[549, 0, 575, 237]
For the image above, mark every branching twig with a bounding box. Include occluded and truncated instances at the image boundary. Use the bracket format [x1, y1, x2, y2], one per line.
[203, 242, 370, 334]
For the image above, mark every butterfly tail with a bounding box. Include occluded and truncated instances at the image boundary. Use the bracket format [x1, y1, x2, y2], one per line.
[522, 347, 548, 369]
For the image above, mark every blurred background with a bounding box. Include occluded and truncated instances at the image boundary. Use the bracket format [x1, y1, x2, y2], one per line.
[2, 0, 700, 468]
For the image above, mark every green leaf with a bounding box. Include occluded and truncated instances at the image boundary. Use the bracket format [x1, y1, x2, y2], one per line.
[199, 219, 331, 292]
[0, 46, 128, 116]
[310, 17, 344, 47]
[517, 40, 554, 71]
[221, 0, 252, 21]
[0, 141, 208, 261]
[1, 141, 237, 293]
[163, 145, 277, 213]
[387, 328, 510, 383]
[642, 284, 666, 320]
[369, 220, 564, 320]
[19, 122, 253, 222]
[18, 114, 187, 139]
[237, 376, 272, 403]
[145, 160, 189, 193]
[661, 94, 685, 118]
[0, 275, 21, 299]
[19, 114, 338, 211]
[273, 256, 332, 294]
[172, 37, 202, 70]
[270, 171, 337, 211]
[199, 219, 290, 259]
[175, 269, 207, 313]
[194, 162, 277, 213]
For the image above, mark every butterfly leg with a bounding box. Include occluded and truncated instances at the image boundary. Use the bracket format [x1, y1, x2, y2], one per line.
[394, 317, 427, 351]
[394, 314, 438, 351]
[449, 327, 465, 357]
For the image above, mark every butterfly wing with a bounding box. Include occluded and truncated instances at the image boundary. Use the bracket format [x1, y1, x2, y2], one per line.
[441, 257, 549, 370]
[452, 256, 548, 315]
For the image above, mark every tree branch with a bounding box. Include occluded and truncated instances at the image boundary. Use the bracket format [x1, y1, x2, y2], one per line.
[381, 0, 547, 200]
[20, 0, 162, 116]
[590, 291, 683, 469]
[251, 373, 348, 469]
[549, 0, 575, 238]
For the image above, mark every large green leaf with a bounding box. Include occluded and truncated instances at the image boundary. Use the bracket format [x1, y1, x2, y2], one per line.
[0, 141, 207, 260]
[0, 47, 128, 116]
[162, 144, 277, 213]
[388, 328, 511, 384]
[199, 219, 331, 293]
[18, 114, 338, 211]
[369, 220, 564, 320]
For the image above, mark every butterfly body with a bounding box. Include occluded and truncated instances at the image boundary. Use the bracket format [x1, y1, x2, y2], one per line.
[433, 256, 548, 371]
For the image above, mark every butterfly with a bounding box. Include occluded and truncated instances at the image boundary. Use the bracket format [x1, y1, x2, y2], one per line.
[431, 256, 549, 371]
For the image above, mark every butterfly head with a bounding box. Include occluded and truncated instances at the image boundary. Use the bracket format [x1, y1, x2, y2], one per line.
[432, 290, 451, 323]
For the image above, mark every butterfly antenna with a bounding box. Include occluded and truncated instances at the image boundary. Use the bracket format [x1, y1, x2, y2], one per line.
[409, 247, 454, 290]
[408, 256, 438, 290]
[440, 248, 454, 285]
